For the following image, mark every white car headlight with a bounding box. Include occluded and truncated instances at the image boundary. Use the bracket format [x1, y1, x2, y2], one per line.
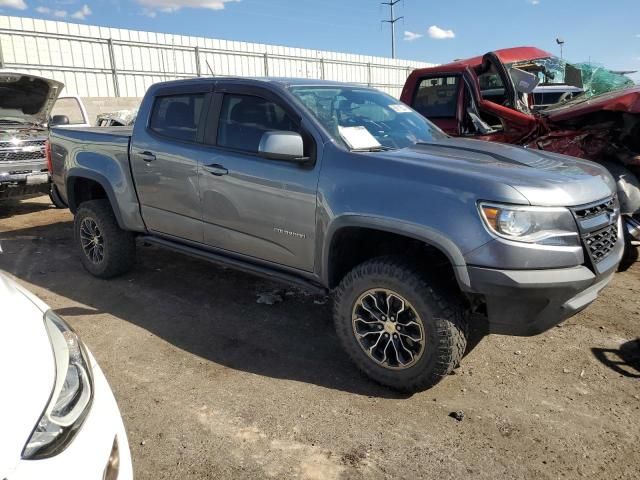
[479, 202, 580, 246]
[22, 310, 93, 459]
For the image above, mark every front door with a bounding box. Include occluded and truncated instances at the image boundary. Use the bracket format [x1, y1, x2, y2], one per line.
[197, 87, 320, 272]
[130, 88, 210, 242]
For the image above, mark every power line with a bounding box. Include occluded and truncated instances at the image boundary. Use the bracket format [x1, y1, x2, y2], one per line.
[381, 0, 403, 59]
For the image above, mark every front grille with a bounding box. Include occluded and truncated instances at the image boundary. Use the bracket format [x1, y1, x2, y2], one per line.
[0, 150, 45, 162]
[583, 224, 619, 264]
[571, 197, 620, 266]
[0, 140, 46, 163]
[573, 197, 616, 219]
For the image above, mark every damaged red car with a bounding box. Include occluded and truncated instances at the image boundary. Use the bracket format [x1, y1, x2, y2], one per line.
[401, 46, 640, 264]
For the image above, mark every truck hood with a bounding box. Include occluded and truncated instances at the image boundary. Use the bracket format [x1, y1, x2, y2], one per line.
[0, 274, 55, 478]
[542, 85, 640, 122]
[0, 72, 64, 126]
[382, 138, 615, 207]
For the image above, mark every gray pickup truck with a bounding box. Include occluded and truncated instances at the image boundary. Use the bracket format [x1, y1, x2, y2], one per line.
[50, 77, 623, 392]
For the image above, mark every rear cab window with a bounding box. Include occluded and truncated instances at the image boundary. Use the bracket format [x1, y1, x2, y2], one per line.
[411, 76, 460, 118]
[149, 94, 205, 142]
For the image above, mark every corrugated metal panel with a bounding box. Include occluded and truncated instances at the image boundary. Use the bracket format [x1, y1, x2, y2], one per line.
[0, 15, 434, 98]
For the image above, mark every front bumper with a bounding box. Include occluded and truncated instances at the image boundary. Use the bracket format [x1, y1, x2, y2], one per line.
[10, 356, 133, 480]
[468, 235, 623, 336]
[0, 171, 50, 199]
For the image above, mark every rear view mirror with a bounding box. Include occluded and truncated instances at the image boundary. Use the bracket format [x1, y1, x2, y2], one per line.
[509, 68, 541, 94]
[50, 115, 70, 127]
[258, 131, 306, 161]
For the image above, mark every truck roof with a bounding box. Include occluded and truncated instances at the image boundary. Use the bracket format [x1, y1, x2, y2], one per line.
[409, 46, 553, 76]
[148, 76, 370, 90]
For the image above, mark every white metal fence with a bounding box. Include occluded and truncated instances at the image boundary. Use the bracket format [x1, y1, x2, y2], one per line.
[0, 15, 434, 99]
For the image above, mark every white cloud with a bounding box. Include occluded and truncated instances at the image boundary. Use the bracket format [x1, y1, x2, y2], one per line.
[0, 0, 27, 10]
[35, 6, 67, 17]
[403, 31, 423, 42]
[71, 4, 92, 20]
[137, 0, 240, 14]
[427, 25, 455, 40]
[528, 0, 540, 5]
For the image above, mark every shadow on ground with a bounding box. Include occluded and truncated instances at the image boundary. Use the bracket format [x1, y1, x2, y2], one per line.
[592, 339, 640, 378]
[0, 198, 54, 219]
[0, 216, 408, 399]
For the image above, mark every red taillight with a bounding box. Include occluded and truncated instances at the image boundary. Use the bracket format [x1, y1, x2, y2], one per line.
[45, 140, 52, 173]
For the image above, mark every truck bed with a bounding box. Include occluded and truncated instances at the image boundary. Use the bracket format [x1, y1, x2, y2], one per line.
[52, 125, 133, 138]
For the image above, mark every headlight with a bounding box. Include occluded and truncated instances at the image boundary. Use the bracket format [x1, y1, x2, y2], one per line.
[479, 202, 580, 246]
[22, 310, 93, 459]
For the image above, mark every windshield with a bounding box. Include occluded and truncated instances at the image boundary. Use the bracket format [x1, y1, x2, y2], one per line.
[508, 56, 634, 100]
[290, 86, 446, 150]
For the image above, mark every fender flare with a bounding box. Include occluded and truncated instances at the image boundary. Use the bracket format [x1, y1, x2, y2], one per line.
[322, 215, 471, 290]
[66, 168, 125, 229]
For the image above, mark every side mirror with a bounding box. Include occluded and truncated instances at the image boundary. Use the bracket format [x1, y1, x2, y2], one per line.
[50, 115, 70, 127]
[258, 131, 306, 162]
[509, 68, 540, 94]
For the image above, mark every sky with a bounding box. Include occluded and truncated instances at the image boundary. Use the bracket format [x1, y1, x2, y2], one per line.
[1, 0, 639, 83]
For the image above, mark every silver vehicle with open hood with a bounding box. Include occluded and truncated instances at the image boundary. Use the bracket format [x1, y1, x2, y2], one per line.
[0, 72, 63, 202]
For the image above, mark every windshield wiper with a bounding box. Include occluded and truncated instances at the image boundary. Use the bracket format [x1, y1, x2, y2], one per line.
[351, 145, 394, 152]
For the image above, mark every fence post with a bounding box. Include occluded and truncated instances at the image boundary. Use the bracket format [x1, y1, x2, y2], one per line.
[107, 38, 120, 97]
[195, 46, 202, 77]
[263, 52, 269, 77]
[319, 58, 325, 80]
[367, 63, 372, 86]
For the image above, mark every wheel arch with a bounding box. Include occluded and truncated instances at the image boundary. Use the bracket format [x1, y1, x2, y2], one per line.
[322, 215, 471, 290]
[66, 169, 126, 229]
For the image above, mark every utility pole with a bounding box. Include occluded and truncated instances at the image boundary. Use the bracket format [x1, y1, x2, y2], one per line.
[382, 0, 403, 59]
[556, 37, 565, 60]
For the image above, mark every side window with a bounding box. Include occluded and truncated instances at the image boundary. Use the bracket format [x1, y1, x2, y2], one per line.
[149, 93, 205, 142]
[411, 76, 459, 118]
[51, 97, 86, 125]
[217, 93, 298, 153]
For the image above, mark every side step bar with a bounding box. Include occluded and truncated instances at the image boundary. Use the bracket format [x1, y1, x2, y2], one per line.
[139, 235, 327, 295]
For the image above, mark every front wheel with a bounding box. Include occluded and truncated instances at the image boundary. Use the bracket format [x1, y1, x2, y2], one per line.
[333, 257, 469, 392]
[74, 199, 135, 278]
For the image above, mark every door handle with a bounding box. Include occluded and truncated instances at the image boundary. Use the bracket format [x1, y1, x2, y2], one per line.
[203, 164, 228, 176]
[139, 151, 156, 162]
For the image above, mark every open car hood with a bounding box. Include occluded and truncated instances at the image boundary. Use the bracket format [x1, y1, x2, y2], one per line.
[0, 72, 64, 125]
[541, 85, 640, 122]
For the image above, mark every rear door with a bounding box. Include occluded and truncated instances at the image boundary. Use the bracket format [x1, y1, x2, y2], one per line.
[197, 84, 320, 272]
[130, 84, 211, 242]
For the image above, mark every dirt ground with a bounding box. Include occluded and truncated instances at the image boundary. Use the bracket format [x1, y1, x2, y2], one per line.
[1, 196, 639, 480]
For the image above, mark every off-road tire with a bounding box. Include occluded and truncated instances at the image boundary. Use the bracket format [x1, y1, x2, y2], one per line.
[74, 199, 135, 278]
[49, 184, 67, 209]
[333, 256, 468, 392]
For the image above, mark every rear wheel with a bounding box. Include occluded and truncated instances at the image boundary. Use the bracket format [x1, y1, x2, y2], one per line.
[333, 256, 469, 392]
[74, 200, 135, 278]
